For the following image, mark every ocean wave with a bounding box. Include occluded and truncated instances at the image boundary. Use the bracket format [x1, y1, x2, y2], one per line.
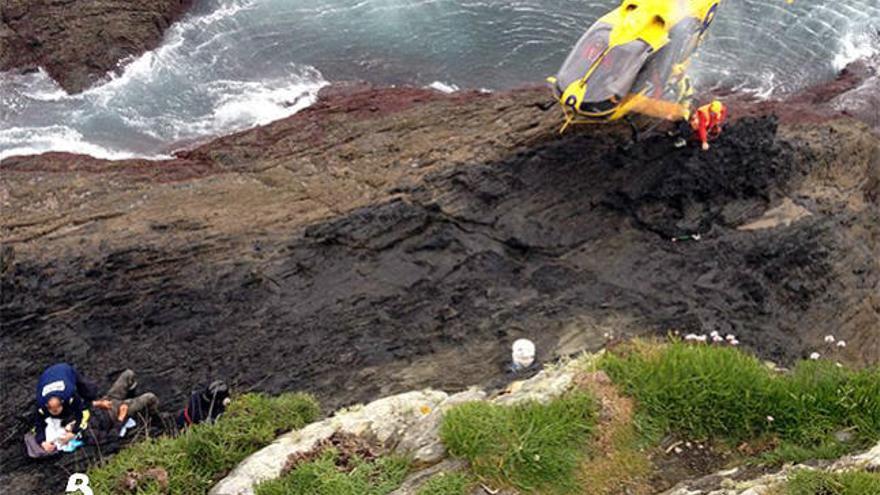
[0, 0, 326, 161]
[0, 126, 169, 162]
[833, 25, 880, 71]
[428, 81, 460, 93]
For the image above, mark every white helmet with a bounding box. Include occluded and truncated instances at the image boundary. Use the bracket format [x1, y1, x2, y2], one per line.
[512, 339, 536, 369]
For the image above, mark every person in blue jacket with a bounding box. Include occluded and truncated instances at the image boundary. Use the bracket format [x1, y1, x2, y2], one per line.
[32, 363, 98, 453]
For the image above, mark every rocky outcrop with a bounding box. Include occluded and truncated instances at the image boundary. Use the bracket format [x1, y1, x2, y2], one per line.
[1, 77, 878, 494]
[662, 442, 880, 495]
[212, 353, 880, 495]
[210, 359, 579, 495]
[0, 0, 194, 93]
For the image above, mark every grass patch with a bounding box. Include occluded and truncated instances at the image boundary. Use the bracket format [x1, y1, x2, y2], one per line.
[784, 469, 880, 495]
[575, 371, 653, 495]
[254, 449, 409, 495]
[439, 392, 596, 494]
[415, 472, 474, 495]
[88, 392, 320, 495]
[577, 422, 653, 495]
[600, 341, 880, 462]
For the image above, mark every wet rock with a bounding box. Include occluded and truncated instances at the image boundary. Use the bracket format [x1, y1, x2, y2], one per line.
[0, 0, 195, 93]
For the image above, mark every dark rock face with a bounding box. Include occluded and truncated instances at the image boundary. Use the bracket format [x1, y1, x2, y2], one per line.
[1, 85, 878, 493]
[0, 0, 194, 93]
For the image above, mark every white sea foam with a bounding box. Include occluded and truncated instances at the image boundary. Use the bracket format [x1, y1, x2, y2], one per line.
[0, 0, 325, 161]
[428, 81, 460, 93]
[0, 126, 169, 162]
[176, 74, 328, 137]
[833, 26, 880, 71]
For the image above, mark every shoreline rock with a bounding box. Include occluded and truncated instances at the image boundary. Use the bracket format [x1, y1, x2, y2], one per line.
[0, 0, 195, 93]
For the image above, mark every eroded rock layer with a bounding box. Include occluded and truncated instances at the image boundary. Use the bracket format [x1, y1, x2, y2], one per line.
[1, 82, 878, 493]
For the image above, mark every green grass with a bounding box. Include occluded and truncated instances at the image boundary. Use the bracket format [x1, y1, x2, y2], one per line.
[784, 469, 880, 495]
[88, 392, 320, 495]
[415, 472, 474, 495]
[254, 449, 410, 495]
[600, 341, 880, 461]
[439, 392, 596, 494]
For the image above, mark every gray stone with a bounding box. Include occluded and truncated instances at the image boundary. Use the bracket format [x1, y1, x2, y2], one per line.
[493, 362, 576, 406]
[396, 388, 487, 464]
[209, 389, 448, 495]
[209, 421, 336, 495]
[848, 440, 880, 469]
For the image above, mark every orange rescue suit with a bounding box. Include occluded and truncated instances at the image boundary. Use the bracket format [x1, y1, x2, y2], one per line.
[690, 101, 728, 146]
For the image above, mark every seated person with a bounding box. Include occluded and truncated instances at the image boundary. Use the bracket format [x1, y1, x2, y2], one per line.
[177, 380, 230, 429]
[24, 367, 157, 458]
[25, 363, 98, 457]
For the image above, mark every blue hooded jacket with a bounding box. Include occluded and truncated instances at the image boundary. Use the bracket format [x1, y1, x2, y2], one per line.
[34, 364, 93, 443]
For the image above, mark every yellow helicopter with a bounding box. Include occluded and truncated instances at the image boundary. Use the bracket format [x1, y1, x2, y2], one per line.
[547, 0, 725, 133]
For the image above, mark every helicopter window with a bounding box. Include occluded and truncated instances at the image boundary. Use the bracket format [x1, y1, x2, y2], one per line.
[654, 15, 665, 27]
[555, 25, 611, 91]
[583, 40, 652, 103]
[583, 41, 603, 62]
[625, 3, 637, 11]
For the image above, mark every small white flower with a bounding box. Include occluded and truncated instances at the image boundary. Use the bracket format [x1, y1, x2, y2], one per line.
[725, 334, 736, 341]
[729, 339, 739, 346]
[712, 335, 724, 343]
[695, 334, 708, 343]
[710, 330, 720, 338]
[684, 333, 698, 341]
[824, 335, 836, 344]
[836, 340, 846, 348]
[766, 415, 775, 422]
[835, 362, 843, 368]
[810, 352, 821, 360]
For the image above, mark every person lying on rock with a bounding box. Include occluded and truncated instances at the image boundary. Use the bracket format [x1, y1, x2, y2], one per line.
[91, 369, 159, 425]
[176, 380, 231, 429]
[27, 363, 99, 455]
[81, 403, 139, 450]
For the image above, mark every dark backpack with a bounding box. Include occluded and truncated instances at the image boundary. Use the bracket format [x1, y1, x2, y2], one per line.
[176, 380, 229, 428]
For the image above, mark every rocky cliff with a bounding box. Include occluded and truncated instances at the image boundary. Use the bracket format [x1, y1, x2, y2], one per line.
[1, 68, 879, 493]
[0, 0, 194, 93]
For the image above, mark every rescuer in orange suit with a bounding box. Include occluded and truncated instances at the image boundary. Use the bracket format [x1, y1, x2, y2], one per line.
[690, 100, 728, 150]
